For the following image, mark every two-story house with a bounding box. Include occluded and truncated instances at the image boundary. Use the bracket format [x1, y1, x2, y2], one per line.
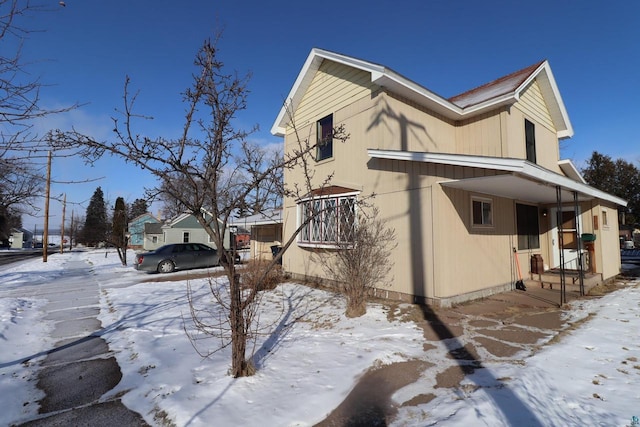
[272, 48, 626, 307]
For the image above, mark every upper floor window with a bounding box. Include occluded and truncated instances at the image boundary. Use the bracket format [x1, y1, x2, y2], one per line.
[472, 197, 493, 227]
[316, 114, 333, 161]
[299, 193, 356, 246]
[525, 119, 536, 163]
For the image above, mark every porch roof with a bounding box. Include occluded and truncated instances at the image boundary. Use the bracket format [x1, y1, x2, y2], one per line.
[367, 149, 627, 206]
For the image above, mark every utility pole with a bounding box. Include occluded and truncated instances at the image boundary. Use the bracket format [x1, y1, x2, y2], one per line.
[60, 193, 66, 254]
[69, 210, 74, 251]
[43, 151, 52, 262]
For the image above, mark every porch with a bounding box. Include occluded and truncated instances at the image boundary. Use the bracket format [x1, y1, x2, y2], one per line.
[529, 269, 603, 294]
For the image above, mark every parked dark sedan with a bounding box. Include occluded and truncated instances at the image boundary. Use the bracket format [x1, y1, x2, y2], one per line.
[135, 243, 220, 273]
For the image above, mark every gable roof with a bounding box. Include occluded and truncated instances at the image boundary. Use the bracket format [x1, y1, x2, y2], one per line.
[129, 212, 159, 225]
[272, 49, 573, 139]
[448, 61, 545, 108]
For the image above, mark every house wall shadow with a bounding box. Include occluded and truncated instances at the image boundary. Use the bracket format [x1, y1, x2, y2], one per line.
[367, 102, 544, 425]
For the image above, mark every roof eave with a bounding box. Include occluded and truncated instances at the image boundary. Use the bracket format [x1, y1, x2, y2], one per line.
[514, 61, 574, 139]
[271, 49, 463, 135]
[273, 50, 574, 140]
[368, 149, 627, 207]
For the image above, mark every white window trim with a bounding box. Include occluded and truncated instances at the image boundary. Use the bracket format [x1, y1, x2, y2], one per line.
[297, 191, 359, 248]
[602, 208, 609, 229]
[298, 190, 360, 203]
[471, 196, 494, 228]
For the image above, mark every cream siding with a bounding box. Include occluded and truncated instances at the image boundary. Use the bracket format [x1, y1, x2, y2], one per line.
[291, 61, 375, 130]
[280, 55, 624, 307]
[518, 80, 555, 132]
[505, 106, 562, 173]
[454, 110, 505, 157]
[595, 202, 622, 281]
[368, 92, 456, 153]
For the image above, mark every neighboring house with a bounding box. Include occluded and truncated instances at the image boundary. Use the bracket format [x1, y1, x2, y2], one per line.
[233, 227, 250, 249]
[161, 212, 231, 250]
[272, 48, 627, 307]
[128, 213, 160, 249]
[619, 225, 634, 248]
[9, 228, 33, 249]
[232, 209, 283, 260]
[143, 222, 164, 251]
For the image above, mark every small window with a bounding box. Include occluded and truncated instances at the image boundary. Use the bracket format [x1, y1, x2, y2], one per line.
[525, 119, 536, 163]
[183, 232, 190, 243]
[316, 114, 333, 161]
[472, 197, 493, 227]
[602, 210, 609, 227]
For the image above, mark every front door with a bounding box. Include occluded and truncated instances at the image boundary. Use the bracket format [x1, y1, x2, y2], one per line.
[550, 207, 582, 269]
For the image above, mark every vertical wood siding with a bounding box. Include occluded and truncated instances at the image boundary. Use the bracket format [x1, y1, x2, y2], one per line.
[291, 60, 374, 130]
[517, 79, 555, 132]
[280, 58, 620, 305]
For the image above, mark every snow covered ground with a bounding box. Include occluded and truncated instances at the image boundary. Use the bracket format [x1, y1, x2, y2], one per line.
[1, 250, 639, 426]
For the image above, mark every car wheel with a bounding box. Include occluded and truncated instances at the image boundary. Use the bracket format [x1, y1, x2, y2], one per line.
[157, 260, 175, 273]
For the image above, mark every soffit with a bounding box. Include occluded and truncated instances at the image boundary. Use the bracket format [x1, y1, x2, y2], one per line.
[368, 149, 627, 207]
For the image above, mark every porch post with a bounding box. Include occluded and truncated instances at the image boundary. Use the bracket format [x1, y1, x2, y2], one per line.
[556, 186, 566, 306]
[574, 191, 584, 296]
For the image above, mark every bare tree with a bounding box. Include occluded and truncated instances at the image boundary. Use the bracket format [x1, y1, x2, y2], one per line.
[316, 207, 397, 317]
[1, 0, 78, 230]
[49, 36, 348, 377]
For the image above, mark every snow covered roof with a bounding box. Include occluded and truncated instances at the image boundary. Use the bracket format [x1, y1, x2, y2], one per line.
[448, 61, 544, 108]
[272, 49, 573, 139]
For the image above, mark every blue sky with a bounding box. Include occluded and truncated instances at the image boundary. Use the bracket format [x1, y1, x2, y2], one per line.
[15, 0, 639, 230]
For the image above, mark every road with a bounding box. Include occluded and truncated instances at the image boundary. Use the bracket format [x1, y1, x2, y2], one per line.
[0, 250, 43, 266]
[3, 252, 148, 426]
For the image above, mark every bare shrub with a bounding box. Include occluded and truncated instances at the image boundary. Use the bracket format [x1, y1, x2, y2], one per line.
[318, 207, 397, 317]
[240, 260, 284, 291]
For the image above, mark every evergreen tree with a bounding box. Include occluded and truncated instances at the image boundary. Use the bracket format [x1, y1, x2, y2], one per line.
[582, 151, 640, 225]
[82, 187, 108, 246]
[128, 198, 149, 220]
[112, 197, 128, 265]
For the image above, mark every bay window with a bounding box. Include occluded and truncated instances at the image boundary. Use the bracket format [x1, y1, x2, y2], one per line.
[299, 194, 356, 246]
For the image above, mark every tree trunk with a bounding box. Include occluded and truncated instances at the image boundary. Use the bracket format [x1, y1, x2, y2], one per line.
[116, 246, 127, 266]
[229, 272, 248, 377]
